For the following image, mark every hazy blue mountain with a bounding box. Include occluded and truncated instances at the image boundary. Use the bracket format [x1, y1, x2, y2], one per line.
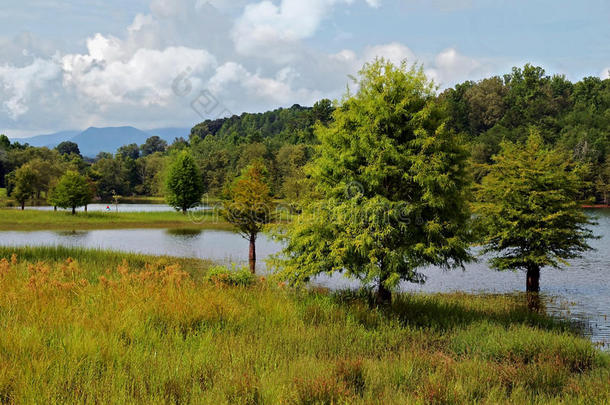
[72, 126, 152, 157]
[9, 126, 188, 158]
[10, 130, 80, 148]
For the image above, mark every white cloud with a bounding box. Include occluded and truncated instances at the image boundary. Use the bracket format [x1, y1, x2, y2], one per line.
[425, 48, 487, 87]
[0, 57, 62, 119]
[62, 38, 217, 107]
[601, 68, 610, 80]
[362, 43, 416, 66]
[208, 62, 323, 110]
[231, 0, 379, 61]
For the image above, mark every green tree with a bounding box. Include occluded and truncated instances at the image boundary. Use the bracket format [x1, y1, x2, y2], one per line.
[275, 59, 473, 304]
[140, 136, 168, 157]
[90, 157, 129, 200]
[48, 171, 93, 214]
[116, 143, 140, 160]
[312, 98, 334, 126]
[0, 134, 10, 150]
[223, 162, 275, 274]
[476, 132, 595, 310]
[56, 141, 81, 157]
[12, 165, 37, 210]
[165, 151, 205, 214]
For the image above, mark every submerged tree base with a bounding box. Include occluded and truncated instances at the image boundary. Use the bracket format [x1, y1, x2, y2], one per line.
[0, 248, 607, 404]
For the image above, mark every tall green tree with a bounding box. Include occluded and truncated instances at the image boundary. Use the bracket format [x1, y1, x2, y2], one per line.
[49, 171, 93, 214]
[141, 136, 168, 157]
[12, 165, 37, 210]
[56, 141, 81, 157]
[223, 162, 275, 274]
[90, 157, 129, 200]
[274, 59, 473, 304]
[165, 151, 205, 214]
[476, 131, 595, 309]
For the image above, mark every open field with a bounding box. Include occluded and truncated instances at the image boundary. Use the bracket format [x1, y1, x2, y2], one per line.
[0, 209, 234, 231]
[0, 247, 607, 404]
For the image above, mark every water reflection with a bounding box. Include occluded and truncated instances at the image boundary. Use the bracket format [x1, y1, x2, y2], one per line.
[165, 228, 203, 238]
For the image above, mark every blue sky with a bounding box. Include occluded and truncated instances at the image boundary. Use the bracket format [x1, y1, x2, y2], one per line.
[1, 0, 609, 137]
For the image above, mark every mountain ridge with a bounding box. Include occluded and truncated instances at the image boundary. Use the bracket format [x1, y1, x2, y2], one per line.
[9, 127, 189, 157]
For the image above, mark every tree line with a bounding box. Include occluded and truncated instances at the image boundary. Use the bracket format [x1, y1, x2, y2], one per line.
[2, 63, 608, 210]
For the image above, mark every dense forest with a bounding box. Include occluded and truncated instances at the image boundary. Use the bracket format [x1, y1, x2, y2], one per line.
[1, 64, 609, 207]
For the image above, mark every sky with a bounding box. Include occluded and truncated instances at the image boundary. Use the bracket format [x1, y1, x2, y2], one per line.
[1, 0, 609, 137]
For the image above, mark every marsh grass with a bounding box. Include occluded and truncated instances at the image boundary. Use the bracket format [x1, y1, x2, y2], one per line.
[0, 248, 607, 404]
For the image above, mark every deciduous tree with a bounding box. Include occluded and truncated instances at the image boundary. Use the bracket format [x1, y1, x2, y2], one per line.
[12, 165, 37, 210]
[476, 131, 595, 310]
[165, 151, 205, 214]
[48, 171, 93, 214]
[223, 162, 275, 274]
[274, 59, 473, 304]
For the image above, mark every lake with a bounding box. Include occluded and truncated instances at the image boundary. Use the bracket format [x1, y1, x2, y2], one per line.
[0, 209, 608, 348]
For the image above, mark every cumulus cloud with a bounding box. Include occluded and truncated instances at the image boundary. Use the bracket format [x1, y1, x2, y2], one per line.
[62, 35, 217, 107]
[0, 57, 62, 119]
[231, 0, 380, 61]
[425, 48, 488, 87]
[601, 68, 610, 80]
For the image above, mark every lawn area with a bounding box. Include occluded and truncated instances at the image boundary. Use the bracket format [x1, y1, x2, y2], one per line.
[0, 247, 607, 404]
[0, 209, 233, 231]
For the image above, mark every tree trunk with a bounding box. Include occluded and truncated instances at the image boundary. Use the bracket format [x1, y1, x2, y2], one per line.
[249, 234, 256, 275]
[376, 276, 392, 306]
[182, 207, 187, 215]
[526, 265, 541, 312]
[526, 265, 540, 293]
[72, 206, 76, 215]
[21, 202, 25, 210]
[54, 206, 57, 212]
[85, 205, 88, 212]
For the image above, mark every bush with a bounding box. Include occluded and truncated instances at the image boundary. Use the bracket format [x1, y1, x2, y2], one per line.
[206, 265, 256, 287]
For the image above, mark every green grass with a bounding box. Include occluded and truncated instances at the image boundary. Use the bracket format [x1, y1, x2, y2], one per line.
[0, 209, 234, 231]
[0, 247, 607, 404]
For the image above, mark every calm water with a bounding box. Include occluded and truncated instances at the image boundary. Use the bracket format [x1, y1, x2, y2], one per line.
[0, 209, 608, 348]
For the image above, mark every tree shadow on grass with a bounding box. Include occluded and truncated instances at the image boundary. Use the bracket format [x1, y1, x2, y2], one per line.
[331, 288, 581, 335]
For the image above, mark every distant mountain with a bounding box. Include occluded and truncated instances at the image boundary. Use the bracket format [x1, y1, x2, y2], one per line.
[10, 126, 189, 158]
[10, 130, 80, 148]
[72, 126, 151, 157]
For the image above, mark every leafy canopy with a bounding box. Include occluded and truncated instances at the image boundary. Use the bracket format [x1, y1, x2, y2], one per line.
[475, 131, 595, 271]
[12, 165, 38, 205]
[48, 171, 93, 210]
[222, 162, 275, 240]
[274, 59, 473, 290]
[165, 151, 205, 212]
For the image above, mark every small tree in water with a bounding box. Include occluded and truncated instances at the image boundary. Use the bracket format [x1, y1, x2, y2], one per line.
[223, 162, 275, 274]
[274, 59, 473, 304]
[165, 151, 205, 214]
[476, 131, 595, 310]
[49, 171, 93, 215]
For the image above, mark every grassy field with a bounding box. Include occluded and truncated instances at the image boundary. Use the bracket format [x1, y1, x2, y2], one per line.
[0, 247, 607, 404]
[0, 209, 233, 231]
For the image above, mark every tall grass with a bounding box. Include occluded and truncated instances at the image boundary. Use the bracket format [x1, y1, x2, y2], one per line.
[0, 248, 607, 404]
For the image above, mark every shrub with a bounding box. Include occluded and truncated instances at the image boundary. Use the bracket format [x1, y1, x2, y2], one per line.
[206, 265, 256, 287]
